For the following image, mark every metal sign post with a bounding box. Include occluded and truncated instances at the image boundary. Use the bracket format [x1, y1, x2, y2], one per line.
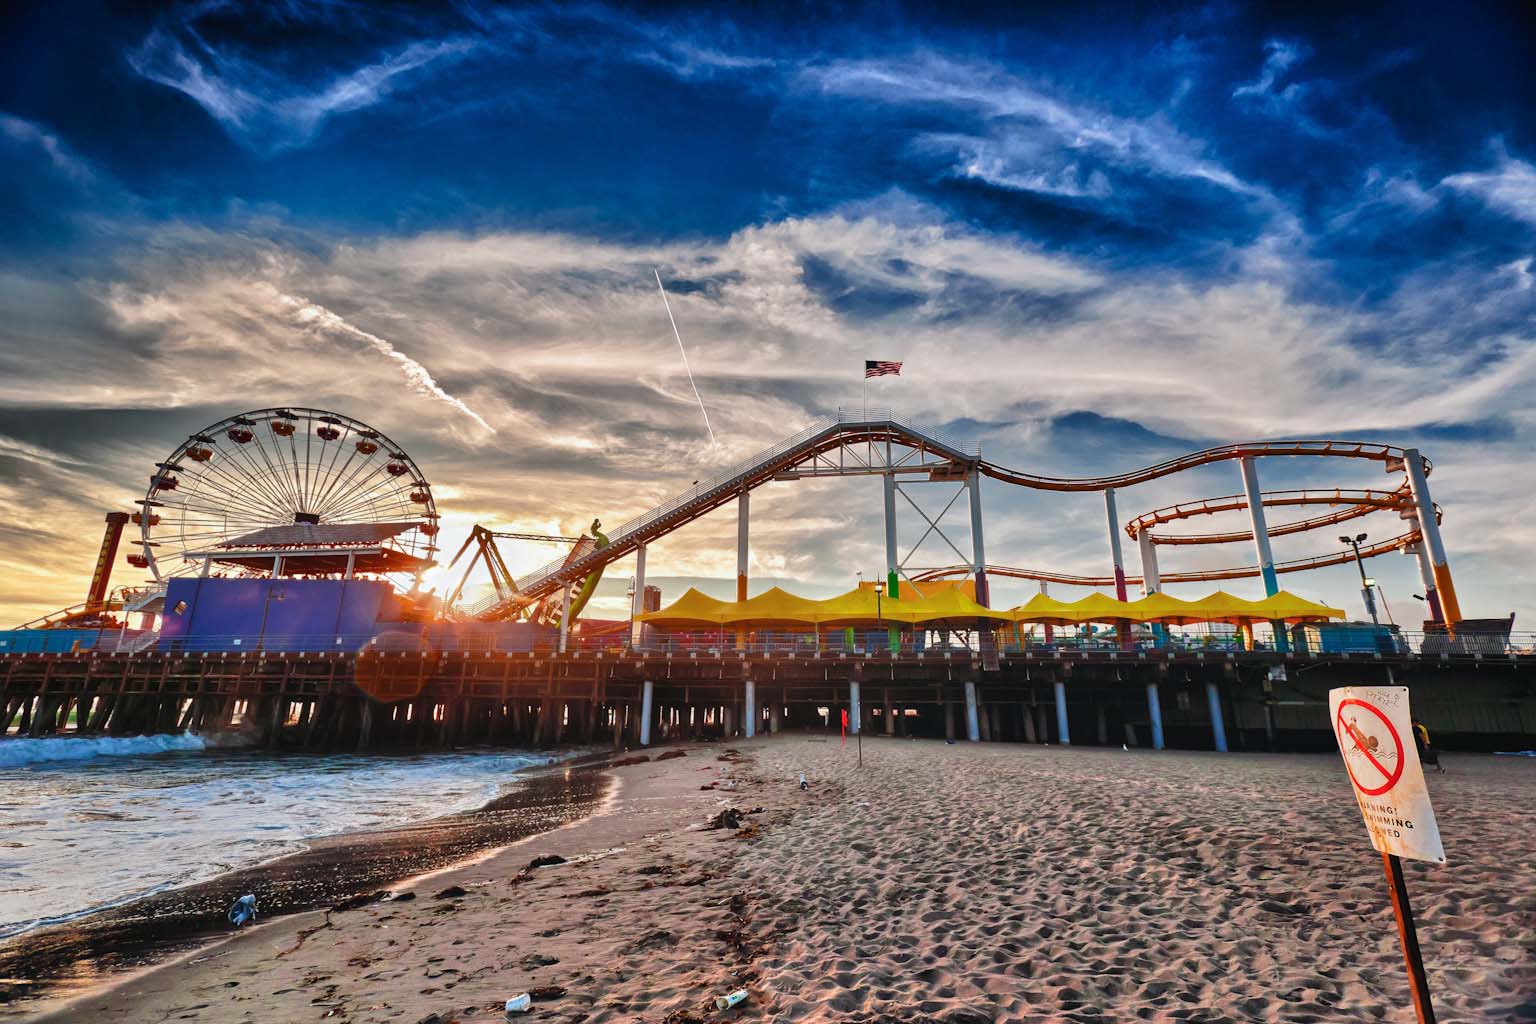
[1329, 686, 1444, 1024]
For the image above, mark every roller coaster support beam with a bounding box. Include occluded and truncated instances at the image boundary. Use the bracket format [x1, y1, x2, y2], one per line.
[967, 468, 988, 606]
[631, 544, 648, 647]
[1407, 541, 1442, 623]
[736, 488, 749, 602]
[558, 584, 571, 654]
[884, 471, 900, 599]
[1040, 582, 1055, 644]
[1137, 521, 1169, 645]
[1404, 449, 1460, 623]
[1104, 488, 1132, 650]
[1240, 457, 1288, 652]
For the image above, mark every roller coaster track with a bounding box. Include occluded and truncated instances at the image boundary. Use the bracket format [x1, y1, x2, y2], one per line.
[485, 417, 1432, 616]
[1129, 487, 1439, 545]
[912, 530, 1425, 588]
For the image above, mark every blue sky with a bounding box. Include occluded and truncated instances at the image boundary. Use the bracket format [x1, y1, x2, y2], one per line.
[2, 1, 1534, 626]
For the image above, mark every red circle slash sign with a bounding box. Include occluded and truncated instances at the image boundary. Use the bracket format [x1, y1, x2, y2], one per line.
[1336, 698, 1406, 796]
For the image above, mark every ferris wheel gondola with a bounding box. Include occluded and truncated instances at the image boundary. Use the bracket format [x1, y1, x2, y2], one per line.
[132, 408, 438, 585]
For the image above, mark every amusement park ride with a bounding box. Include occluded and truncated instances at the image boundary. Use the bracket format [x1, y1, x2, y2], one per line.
[15, 405, 1472, 643]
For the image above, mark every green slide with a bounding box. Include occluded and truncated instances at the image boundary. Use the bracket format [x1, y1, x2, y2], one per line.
[566, 518, 610, 620]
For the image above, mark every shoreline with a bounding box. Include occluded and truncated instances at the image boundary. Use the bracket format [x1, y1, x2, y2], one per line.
[0, 747, 619, 1017]
[12, 737, 1534, 1022]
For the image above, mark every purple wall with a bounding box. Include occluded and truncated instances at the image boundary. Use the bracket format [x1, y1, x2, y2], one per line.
[160, 578, 392, 651]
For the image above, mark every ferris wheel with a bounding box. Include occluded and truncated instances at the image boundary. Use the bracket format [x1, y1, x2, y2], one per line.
[131, 408, 439, 582]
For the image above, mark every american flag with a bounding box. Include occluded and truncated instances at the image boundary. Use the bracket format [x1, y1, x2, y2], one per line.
[865, 360, 903, 378]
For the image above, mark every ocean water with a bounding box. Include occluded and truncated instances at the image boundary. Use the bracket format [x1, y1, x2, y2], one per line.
[0, 735, 563, 938]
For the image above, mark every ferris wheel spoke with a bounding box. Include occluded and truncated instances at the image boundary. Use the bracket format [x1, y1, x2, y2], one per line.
[309, 443, 365, 517]
[176, 467, 289, 524]
[284, 430, 308, 514]
[314, 466, 395, 522]
[195, 457, 295, 524]
[321, 475, 416, 522]
[242, 427, 304, 516]
[309, 422, 355, 510]
[314, 453, 390, 520]
[210, 437, 297, 517]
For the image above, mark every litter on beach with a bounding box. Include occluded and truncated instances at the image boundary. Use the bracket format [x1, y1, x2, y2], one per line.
[715, 989, 749, 1010]
[503, 992, 532, 1015]
[226, 894, 256, 928]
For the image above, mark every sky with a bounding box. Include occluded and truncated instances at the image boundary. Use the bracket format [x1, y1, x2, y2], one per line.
[1, 1, 1534, 628]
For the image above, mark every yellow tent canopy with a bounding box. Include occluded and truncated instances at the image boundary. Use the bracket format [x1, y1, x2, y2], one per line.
[1177, 590, 1272, 624]
[1007, 592, 1080, 624]
[726, 586, 822, 627]
[1251, 591, 1347, 623]
[901, 587, 1012, 624]
[809, 587, 916, 626]
[1056, 592, 1137, 624]
[640, 587, 733, 627]
[1122, 592, 1209, 624]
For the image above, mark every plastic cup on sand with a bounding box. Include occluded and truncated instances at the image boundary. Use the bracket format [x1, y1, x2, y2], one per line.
[505, 993, 532, 1016]
[715, 989, 748, 1010]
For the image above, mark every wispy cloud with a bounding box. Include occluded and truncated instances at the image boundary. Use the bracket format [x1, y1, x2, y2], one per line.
[1442, 146, 1536, 226]
[0, 114, 95, 183]
[128, 23, 478, 153]
[804, 53, 1267, 201]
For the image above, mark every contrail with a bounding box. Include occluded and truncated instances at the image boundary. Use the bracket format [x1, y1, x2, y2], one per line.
[655, 269, 716, 447]
[279, 293, 495, 434]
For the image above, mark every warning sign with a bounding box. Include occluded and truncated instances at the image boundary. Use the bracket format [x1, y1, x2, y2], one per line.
[1329, 686, 1445, 864]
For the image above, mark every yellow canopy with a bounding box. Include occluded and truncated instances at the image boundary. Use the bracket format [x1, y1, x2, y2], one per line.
[901, 587, 1012, 624]
[1176, 590, 1273, 624]
[1056, 592, 1138, 624]
[809, 587, 916, 626]
[1122, 592, 1209, 624]
[1251, 591, 1347, 622]
[727, 586, 823, 627]
[640, 587, 733, 626]
[1008, 592, 1083, 624]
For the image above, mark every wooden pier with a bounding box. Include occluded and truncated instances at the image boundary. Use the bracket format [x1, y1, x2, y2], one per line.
[3, 647, 1534, 752]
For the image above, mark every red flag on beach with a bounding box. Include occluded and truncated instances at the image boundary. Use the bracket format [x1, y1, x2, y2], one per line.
[841, 708, 848, 745]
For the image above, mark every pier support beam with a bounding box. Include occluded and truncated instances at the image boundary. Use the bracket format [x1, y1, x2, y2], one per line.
[963, 680, 980, 741]
[1404, 448, 1461, 623]
[1146, 681, 1165, 750]
[944, 690, 955, 741]
[770, 695, 782, 733]
[1054, 679, 1071, 745]
[1206, 680, 1229, 752]
[849, 681, 862, 735]
[744, 679, 756, 739]
[884, 689, 894, 735]
[639, 680, 655, 746]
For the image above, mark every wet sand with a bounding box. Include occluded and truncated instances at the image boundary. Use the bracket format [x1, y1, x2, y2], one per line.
[29, 736, 1536, 1023]
[0, 755, 613, 1016]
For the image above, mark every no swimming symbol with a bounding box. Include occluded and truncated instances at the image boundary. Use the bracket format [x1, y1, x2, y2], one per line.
[1335, 698, 1406, 797]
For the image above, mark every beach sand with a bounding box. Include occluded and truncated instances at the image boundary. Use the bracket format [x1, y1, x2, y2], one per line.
[40, 736, 1535, 1023]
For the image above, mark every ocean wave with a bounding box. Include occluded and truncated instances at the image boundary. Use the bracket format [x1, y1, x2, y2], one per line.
[0, 733, 209, 767]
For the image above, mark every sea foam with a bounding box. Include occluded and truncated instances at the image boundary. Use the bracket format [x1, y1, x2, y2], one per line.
[0, 732, 208, 767]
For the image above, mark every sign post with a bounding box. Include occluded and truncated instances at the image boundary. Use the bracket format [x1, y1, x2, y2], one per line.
[1329, 686, 1444, 1024]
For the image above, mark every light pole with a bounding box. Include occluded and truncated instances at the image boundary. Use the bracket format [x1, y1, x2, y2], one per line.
[1339, 533, 1380, 626]
[625, 580, 636, 649]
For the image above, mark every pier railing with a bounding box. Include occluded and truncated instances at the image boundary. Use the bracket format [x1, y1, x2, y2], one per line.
[18, 627, 1531, 659]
